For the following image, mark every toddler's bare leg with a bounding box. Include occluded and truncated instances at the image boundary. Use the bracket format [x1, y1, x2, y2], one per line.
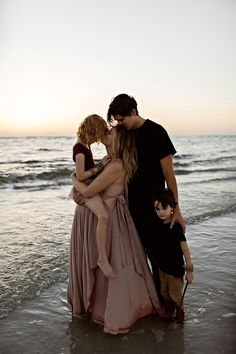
[85, 195, 117, 279]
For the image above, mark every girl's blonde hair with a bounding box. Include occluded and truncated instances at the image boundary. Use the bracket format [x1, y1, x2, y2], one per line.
[77, 114, 107, 144]
[112, 125, 138, 182]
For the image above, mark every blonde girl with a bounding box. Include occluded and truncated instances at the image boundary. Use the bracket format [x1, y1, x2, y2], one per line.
[70, 114, 116, 278]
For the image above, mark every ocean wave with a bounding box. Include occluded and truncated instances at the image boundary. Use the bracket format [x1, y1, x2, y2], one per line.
[1, 165, 235, 188]
[173, 155, 236, 170]
[12, 182, 69, 191]
[186, 204, 236, 224]
[38, 148, 51, 151]
[174, 154, 195, 159]
[0, 252, 69, 318]
[173, 162, 192, 168]
[175, 166, 236, 175]
[0, 168, 72, 185]
[182, 176, 236, 184]
[0, 160, 28, 165]
[0, 159, 67, 165]
[193, 155, 236, 164]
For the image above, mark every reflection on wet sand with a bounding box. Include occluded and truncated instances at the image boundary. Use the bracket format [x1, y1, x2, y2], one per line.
[67, 314, 184, 354]
[1, 214, 236, 354]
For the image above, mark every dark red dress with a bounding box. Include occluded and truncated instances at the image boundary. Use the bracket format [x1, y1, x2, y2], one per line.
[69, 143, 95, 204]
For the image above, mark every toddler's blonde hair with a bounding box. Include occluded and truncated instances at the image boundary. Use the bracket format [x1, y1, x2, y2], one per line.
[77, 114, 107, 144]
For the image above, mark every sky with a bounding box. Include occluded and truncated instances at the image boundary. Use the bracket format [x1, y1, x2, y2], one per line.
[1, 0, 236, 136]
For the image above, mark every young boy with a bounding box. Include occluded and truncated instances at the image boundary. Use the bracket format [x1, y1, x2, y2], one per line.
[153, 189, 193, 323]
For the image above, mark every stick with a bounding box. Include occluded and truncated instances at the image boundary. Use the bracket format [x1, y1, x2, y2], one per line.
[180, 281, 188, 307]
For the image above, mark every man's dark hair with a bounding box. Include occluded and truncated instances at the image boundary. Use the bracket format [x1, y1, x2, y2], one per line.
[153, 189, 177, 209]
[107, 94, 139, 124]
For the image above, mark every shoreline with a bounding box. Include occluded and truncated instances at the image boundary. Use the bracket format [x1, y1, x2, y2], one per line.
[1, 213, 236, 354]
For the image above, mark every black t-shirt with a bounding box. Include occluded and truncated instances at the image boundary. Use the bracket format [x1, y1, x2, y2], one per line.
[127, 119, 176, 248]
[73, 143, 95, 170]
[154, 222, 186, 278]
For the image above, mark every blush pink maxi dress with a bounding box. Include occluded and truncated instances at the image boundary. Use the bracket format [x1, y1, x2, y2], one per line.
[67, 192, 165, 334]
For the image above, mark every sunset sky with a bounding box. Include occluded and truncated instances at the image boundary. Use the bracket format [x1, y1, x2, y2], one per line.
[1, 0, 236, 136]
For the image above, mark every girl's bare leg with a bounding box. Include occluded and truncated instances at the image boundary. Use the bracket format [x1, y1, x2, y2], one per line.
[85, 195, 117, 279]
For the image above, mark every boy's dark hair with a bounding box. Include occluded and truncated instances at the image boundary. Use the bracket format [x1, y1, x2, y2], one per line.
[153, 189, 177, 209]
[107, 93, 139, 124]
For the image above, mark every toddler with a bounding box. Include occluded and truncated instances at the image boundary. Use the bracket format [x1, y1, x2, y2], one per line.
[70, 114, 116, 279]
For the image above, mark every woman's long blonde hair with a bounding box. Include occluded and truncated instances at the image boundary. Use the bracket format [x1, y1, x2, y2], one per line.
[77, 114, 107, 145]
[112, 125, 138, 182]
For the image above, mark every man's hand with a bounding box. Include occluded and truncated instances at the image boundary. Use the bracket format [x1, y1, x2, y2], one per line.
[170, 206, 186, 233]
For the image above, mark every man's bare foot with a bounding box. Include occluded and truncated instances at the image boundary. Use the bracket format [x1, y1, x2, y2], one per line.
[97, 259, 117, 278]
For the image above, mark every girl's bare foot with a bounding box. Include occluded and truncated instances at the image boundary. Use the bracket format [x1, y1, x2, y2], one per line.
[97, 259, 117, 279]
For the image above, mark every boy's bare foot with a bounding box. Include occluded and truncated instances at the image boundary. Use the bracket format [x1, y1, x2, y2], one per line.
[97, 259, 117, 279]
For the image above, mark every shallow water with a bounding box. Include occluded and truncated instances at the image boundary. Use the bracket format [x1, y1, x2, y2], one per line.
[0, 135, 236, 318]
[0, 214, 235, 354]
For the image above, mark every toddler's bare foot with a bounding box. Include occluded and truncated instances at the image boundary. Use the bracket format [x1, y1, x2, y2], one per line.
[97, 259, 117, 279]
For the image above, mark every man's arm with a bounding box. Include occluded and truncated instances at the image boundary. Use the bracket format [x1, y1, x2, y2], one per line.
[160, 154, 186, 232]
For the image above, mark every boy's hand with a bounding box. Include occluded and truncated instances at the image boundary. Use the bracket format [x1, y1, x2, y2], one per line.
[185, 271, 193, 284]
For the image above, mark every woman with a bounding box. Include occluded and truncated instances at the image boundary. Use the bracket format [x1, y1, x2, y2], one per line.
[67, 125, 165, 334]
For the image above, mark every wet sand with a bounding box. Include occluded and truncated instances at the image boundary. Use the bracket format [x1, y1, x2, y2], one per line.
[1, 214, 236, 354]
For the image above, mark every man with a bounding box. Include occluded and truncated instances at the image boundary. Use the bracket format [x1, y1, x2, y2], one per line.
[107, 93, 185, 294]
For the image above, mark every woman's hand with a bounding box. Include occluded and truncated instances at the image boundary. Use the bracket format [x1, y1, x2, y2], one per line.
[71, 171, 76, 180]
[100, 155, 111, 166]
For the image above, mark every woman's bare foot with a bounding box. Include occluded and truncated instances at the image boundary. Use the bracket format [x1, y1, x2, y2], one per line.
[167, 321, 183, 330]
[97, 259, 117, 278]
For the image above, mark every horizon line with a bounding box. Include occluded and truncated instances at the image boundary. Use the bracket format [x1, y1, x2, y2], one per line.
[0, 133, 236, 138]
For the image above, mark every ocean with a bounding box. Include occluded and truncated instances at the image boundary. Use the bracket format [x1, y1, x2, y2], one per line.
[0, 135, 236, 318]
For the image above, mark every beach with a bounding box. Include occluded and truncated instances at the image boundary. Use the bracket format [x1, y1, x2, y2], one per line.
[0, 135, 236, 353]
[1, 213, 236, 354]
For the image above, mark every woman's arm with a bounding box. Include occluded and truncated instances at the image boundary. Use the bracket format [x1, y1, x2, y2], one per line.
[72, 160, 123, 198]
[180, 241, 193, 284]
[75, 154, 111, 181]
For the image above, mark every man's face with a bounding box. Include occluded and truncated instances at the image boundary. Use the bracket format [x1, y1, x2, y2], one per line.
[113, 111, 137, 130]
